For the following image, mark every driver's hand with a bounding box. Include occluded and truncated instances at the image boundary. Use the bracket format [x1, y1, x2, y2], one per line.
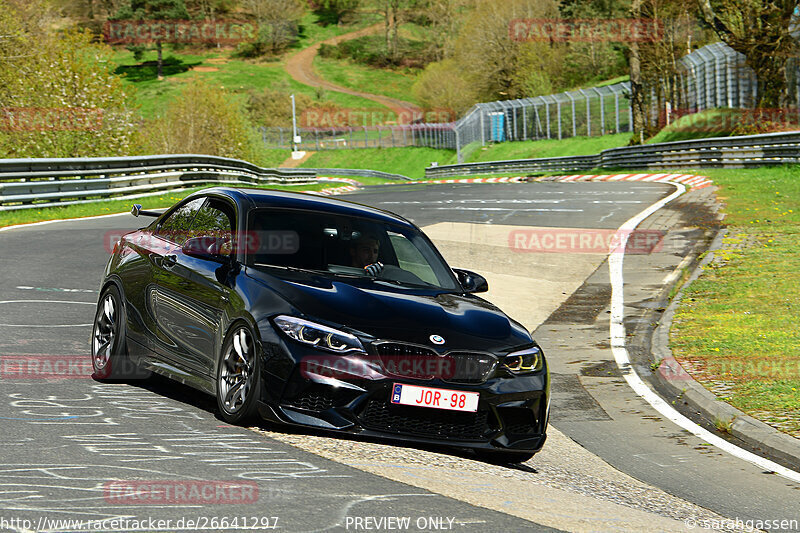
[364, 262, 384, 276]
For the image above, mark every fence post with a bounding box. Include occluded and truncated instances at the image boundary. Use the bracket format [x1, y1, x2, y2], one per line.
[456, 127, 462, 164]
[557, 101, 562, 140]
[480, 109, 485, 145]
[545, 101, 551, 139]
[522, 105, 527, 140]
[615, 93, 620, 133]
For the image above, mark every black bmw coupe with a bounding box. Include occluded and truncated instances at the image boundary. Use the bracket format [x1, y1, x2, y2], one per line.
[92, 187, 549, 463]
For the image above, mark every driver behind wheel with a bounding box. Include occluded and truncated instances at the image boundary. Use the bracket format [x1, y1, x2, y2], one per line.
[349, 234, 383, 275]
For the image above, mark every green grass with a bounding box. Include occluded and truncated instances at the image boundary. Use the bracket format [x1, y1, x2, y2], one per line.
[293, 11, 381, 50]
[465, 134, 630, 162]
[110, 49, 387, 118]
[668, 166, 800, 435]
[251, 148, 292, 168]
[646, 109, 742, 144]
[300, 147, 458, 179]
[313, 55, 420, 106]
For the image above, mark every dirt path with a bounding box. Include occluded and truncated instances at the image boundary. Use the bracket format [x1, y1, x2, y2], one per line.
[278, 150, 314, 168]
[285, 23, 421, 120]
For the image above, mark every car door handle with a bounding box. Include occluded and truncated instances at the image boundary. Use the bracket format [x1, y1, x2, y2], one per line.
[162, 254, 178, 267]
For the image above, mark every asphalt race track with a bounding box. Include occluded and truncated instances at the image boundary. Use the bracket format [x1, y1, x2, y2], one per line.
[0, 181, 798, 532]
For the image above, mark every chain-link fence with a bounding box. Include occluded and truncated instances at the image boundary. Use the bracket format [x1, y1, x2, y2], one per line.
[258, 123, 457, 152]
[678, 41, 758, 112]
[261, 41, 797, 162]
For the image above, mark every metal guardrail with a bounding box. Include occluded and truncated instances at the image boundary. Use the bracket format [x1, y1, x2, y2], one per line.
[425, 131, 800, 178]
[0, 155, 410, 211]
[308, 168, 411, 181]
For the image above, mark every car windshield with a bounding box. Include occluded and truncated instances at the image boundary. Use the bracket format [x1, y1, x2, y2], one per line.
[246, 208, 460, 291]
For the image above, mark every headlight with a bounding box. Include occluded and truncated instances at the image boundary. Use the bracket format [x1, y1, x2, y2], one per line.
[503, 345, 544, 374]
[273, 315, 365, 354]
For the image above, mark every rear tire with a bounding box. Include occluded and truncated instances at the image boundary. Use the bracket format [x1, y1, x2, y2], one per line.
[216, 325, 261, 424]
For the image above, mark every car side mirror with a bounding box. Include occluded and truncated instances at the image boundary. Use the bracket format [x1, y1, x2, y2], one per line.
[182, 236, 231, 262]
[131, 204, 161, 218]
[453, 268, 488, 293]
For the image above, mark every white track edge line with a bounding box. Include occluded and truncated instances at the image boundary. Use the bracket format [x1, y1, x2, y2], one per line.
[609, 182, 800, 484]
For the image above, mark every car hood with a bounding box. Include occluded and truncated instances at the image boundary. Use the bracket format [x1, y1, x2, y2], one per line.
[247, 268, 532, 353]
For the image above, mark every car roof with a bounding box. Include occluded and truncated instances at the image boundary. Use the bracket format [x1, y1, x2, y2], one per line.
[196, 187, 415, 228]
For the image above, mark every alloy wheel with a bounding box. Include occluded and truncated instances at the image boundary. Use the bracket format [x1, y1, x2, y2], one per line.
[92, 293, 116, 370]
[219, 328, 254, 414]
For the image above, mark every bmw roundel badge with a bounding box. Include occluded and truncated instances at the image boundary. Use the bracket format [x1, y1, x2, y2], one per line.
[429, 334, 445, 345]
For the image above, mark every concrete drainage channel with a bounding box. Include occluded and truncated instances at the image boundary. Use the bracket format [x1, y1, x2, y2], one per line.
[652, 230, 800, 471]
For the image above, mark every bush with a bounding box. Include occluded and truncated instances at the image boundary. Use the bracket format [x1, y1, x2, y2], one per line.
[143, 82, 257, 160]
[412, 59, 477, 116]
[318, 34, 431, 68]
[0, 19, 143, 157]
[245, 85, 314, 128]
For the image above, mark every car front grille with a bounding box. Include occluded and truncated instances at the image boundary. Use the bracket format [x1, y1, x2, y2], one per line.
[373, 342, 496, 383]
[358, 399, 490, 441]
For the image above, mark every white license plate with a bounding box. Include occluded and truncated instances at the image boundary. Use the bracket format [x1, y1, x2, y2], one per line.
[390, 383, 479, 412]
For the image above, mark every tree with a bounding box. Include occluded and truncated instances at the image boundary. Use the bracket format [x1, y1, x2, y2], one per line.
[239, 0, 305, 56]
[697, 0, 798, 108]
[114, 0, 189, 79]
[313, 0, 361, 26]
[1, 2, 141, 157]
[421, 0, 472, 61]
[144, 82, 256, 159]
[380, 0, 408, 62]
[449, 0, 560, 101]
[629, 0, 647, 143]
[412, 58, 478, 115]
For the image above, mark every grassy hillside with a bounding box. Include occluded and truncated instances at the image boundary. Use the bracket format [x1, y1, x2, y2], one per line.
[300, 147, 458, 178]
[111, 49, 386, 118]
[466, 133, 631, 162]
[313, 56, 420, 106]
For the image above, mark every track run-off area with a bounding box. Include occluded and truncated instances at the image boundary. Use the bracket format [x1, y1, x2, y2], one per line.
[0, 180, 798, 533]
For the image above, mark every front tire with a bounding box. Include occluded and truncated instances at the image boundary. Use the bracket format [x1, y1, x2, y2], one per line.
[216, 325, 261, 424]
[91, 285, 130, 380]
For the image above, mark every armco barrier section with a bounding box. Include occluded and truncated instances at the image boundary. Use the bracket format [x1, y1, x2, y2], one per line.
[425, 131, 800, 178]
[0, 155, 410, 211]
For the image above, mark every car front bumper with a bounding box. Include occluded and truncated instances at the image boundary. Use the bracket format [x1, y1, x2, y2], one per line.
[257, 336, 550, 454]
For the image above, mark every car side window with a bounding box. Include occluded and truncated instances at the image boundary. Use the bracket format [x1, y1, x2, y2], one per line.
[193, 199, 234, 236]
[156, 197, 206, 245]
